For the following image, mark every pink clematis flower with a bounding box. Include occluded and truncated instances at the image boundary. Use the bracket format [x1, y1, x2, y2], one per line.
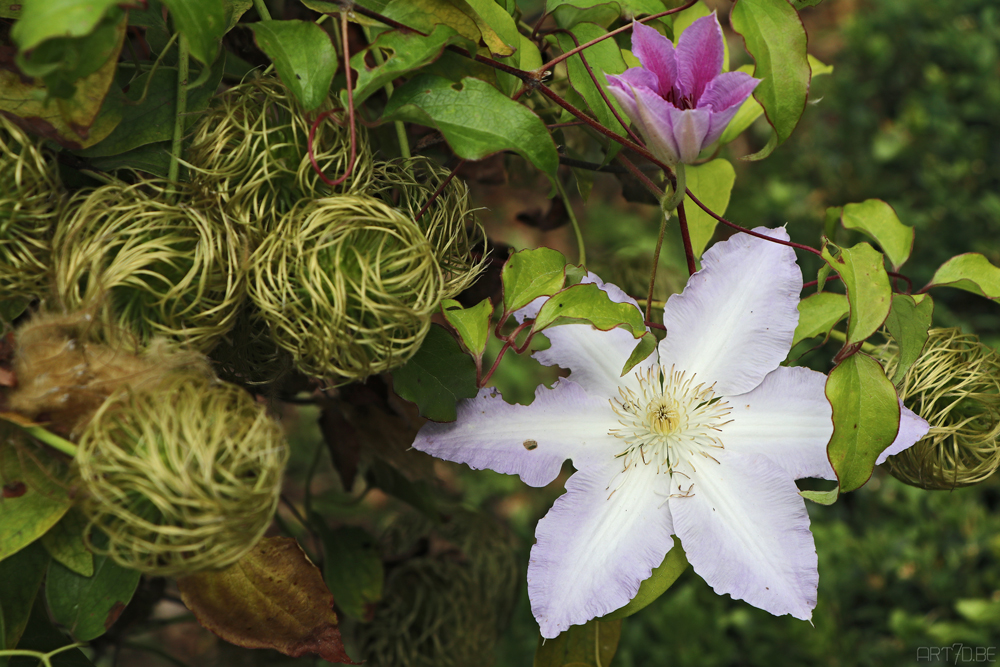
[606, 14, 761, 165]
[413, 229, 929, 638]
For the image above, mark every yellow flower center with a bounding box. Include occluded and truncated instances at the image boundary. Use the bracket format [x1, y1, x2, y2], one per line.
[609, 366, 733, 489]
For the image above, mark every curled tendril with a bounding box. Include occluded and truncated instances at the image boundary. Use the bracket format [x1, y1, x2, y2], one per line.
[249, 194, 443, 383]
[0, 115, 64, 303]
[76, 371, 288, 576]
[51, 179, 247, 352]
[370, 157, 489, 300]
[184, 76, 373, 236]
[880, 327, 1000, 489]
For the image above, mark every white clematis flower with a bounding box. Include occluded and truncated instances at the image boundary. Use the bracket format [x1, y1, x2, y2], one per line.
[413, 228, 929, 638]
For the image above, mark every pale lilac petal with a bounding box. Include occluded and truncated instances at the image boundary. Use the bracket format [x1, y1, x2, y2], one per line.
[629, 20, 677, 96]
[676, 13, 725, 102]
[658, 228, 802, 397]
[876, 401, 930, 465]
[529, 459, 675, 638]
[722, 366, 836, 481]
[699, 71, 761, 145]
[631, 84, 681, 165]
[665, 105, 712, 164]
[412, 380, 618, 487]
[670, 450, 818, 620]
[519, 273, 652, 399]
[699, 70, 761, 112]
[607, 67, 660, 96]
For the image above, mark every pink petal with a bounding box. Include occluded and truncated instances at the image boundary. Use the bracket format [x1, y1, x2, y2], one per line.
[722, 366, 836, 481]
[675, 13, 725, 102]
[412, 380, 618, 487]
[665, 105, 711, 163]
[629, 20, 677, 96]
[607, 67, 660, 95]
[876, 401, 930, 464]
[529, 459, 676, 638]
[515, 273, 654, 399]
[670, 449, 818, 620]
[699, 71, 761, 145]
[631, 83, 682, 165]
[658, 228, 803, 397]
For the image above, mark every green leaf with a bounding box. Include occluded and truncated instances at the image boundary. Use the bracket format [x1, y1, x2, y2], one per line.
[518, 33, 543, 72]
[549, 0, 671, 20]
[10, 0, 124, 51]
[0, 1, 21, 19]
[6, 594, 95, 667]
[40, 508, 94, 578]
[823, 205, 841, 241]
[533, 617, 621, 667]
[551, 2, 621, 29]
[501, 247, 568, 315]
[532, 283, 646, 337]
[717, 65, 764, 145]
[85, 141, 172, 177]
[883, 294, 933, 386]
[46, 536, 141, 642]
[730, 0, 810, 160]
[840, 199, 914, 270]
[466, 0, 519, 55]
[76, 55, 226, 158]
[223, 0, 253, 31]
[248, 20, 338, 111]
[684, 159, 736, 258]
[162, 0, 226, 65]
[603, 537, 687, 620]
[391, 324, 479, 422]
[554, 22, 628, 140]
[808, 53, 833, 76]
[0, 541, 49, 652]
[825, 353, 900, 492]
[792, 291, 848, 347]
[0, 443, 72, 562]
[925, 253, 1000, 301]
[800, 486, 839, 505]
[0, 298, 28, 325]
[443, 298, 494, 359]
[821, 242, 891, 345]
[349, 24, 472, 106]
[381, 0, 514, 56]
[621, 331, 657, 376]
[315, 523, 384, 621]
[383, 74, 559, 178]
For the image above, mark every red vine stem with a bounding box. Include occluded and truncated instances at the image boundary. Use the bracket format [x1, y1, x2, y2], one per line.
[310, 11, 357, 188]
[684, 189, 824, 257]
[540, 0, 699, 72]
[544, 28, 642, 145]
[415, 159, 465, 222]
[676, 200, 697, 276]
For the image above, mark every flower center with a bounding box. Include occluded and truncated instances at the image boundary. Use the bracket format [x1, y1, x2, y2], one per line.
[609, 366, 732, 483]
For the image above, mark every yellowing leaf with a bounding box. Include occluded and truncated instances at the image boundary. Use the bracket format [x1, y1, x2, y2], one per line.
[178, 537, 357, 664]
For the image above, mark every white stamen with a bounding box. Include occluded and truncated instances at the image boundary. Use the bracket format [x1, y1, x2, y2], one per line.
[608, 365, 731, 494]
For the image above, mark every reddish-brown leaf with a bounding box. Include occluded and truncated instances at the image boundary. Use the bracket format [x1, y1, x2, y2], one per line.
[177, 537, 357, 664]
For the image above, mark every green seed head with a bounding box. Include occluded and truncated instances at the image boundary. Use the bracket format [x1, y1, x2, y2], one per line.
[370, 157, 487, 299]
[185, 76, 373, 235]
[76, 372, 288, 576]
[249, 194, 443, 382]
[0, 116, 63, 302]
[881, 327, 1000, 489]
[52, 179, 247, 352]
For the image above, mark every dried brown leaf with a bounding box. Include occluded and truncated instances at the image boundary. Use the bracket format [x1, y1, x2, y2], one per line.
[177, 537, 357, 665]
